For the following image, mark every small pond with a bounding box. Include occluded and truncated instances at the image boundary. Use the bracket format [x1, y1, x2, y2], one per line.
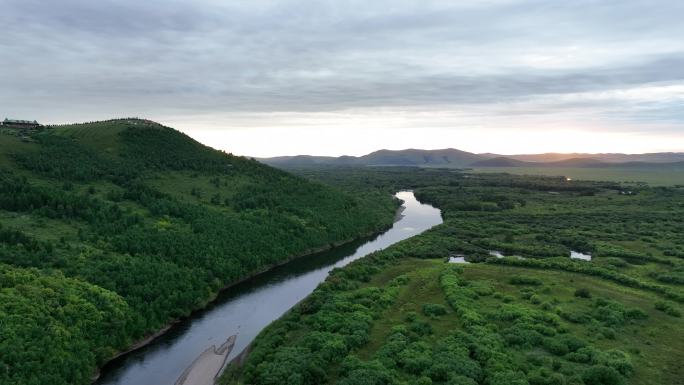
[570, 251, 592, 261]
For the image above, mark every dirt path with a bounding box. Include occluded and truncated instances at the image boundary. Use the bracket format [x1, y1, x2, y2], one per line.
[174, 335, 236, 385]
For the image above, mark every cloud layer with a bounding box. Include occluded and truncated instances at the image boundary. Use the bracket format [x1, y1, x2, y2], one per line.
[1, 0, 683, 154]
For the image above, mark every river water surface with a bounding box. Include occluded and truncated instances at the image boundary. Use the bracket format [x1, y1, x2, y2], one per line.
[96, 191, 442, 385]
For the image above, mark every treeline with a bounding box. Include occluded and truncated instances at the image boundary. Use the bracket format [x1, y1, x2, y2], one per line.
[0, 264, 130, 385]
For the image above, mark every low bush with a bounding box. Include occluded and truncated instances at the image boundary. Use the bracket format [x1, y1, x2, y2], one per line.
[422, 303, 448, 318]
[509, 276, 543, 286]
[582, 365, 625, 385]
[574, 288, 592, 298]
[654, 301, 682, 317]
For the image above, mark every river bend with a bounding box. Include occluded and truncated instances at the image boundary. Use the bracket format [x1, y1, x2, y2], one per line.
[96, 191, 442, 385]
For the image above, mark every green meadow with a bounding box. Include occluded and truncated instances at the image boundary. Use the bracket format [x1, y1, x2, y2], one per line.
[470, 167, 684, 186]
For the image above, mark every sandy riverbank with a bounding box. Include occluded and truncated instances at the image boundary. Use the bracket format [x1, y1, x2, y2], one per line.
[175, 335, 236, 385]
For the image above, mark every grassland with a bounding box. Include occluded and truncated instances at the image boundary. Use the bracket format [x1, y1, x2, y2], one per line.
[223, 253, 684, 385]
[470, 167, 684, 186]
[358, 260, 684, 385]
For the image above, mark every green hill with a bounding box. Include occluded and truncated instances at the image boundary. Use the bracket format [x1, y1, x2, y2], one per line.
[360, 149, 484, 167]
[469, 156, 533, 167]
[0, 119, 398, 385]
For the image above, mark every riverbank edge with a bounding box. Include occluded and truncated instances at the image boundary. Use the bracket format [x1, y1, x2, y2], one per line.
[219, 203, 411, 379]
[90, 197, 404, 383]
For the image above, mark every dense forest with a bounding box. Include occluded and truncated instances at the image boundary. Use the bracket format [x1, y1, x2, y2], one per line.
[222, 167, 684, 385]
[0, 120, 398, 385]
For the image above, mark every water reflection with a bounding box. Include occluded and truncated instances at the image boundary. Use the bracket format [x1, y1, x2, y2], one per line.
[448, 256, 469, 264]
[489, 250, 505, 258]
[570, 251, 592, 261]
[489, 250, 525, 260]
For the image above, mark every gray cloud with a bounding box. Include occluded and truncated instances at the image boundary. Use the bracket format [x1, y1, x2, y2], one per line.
[1, 0, 683, 135]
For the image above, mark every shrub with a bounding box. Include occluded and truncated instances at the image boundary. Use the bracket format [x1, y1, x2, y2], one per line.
[526, 353, 552, 367]
[430, 338, 483, 381]
[528, 368, 566, 385]
[503, 325, 543, 347]
[650, 271, 684, 285]
[488, 370, 529, 385]
[566, 346, 597, 363]
[654, 301, 682, 317]
[301, 332, 348, 362]
[409, 319, 433, 336]
[581, 365, 625, 385]
[591, 298, 647, 326]
[447, 376, 478, 385]
[558, 334, 587, 352]
[604, 257, 628, 268]
[595, 349, 633, 376]
[509, 276, 543, 286]
[338, 368, 392, 385]
[543, 337, 569, 356]
[519, 288, 535, 300]
[574, 288, 591, 298]
[624, 308, 648, 320]
[558, 309, 591, 324]
[252, 347, 326, 385]
[601, 328, 617, 340]
[399, 352, 432, 375]
[422, 303, 448, 318]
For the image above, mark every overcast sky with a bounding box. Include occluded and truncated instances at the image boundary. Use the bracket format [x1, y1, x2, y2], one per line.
[2, 0, 683, 156]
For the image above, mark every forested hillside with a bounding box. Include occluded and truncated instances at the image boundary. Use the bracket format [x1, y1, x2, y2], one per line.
[0, 120, 398, 385]
[223, 168, 684, 385]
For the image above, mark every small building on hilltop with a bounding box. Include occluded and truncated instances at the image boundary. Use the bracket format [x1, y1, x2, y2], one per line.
[2, 118, 41, 129]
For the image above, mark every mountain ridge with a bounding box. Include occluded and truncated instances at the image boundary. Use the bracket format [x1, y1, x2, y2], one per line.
[259, 148, 684, 168]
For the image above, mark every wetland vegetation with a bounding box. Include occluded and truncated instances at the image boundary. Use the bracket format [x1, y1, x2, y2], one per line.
[222, 167, 684, 385]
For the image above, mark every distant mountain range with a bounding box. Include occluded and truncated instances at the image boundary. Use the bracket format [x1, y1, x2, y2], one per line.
[259, 149, 684, 169]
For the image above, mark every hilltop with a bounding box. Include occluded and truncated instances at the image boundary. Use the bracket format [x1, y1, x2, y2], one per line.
[0, 119, 398, 385]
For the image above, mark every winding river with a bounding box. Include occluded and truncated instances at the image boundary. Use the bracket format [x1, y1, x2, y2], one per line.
[96, 191, 442, 385]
